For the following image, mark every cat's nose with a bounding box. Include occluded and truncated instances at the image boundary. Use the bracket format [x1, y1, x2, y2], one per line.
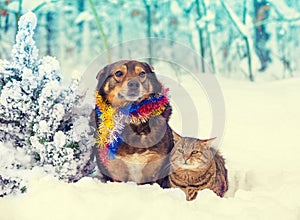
[183, 154, 190, 163]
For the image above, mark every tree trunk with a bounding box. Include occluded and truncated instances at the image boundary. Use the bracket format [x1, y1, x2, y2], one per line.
[253, 0, 271, 72]
[143, 0, 152, 65]
[201, 0, 216, 73]
[243, 0, 254, 81]
[195, 0, 205, 73]
[77, 0, 85, 45]
[15, 0, 23, 35]
[243, 0, 247, 24]
[117, 21, 123, 58]
[46, 12, 54, 56]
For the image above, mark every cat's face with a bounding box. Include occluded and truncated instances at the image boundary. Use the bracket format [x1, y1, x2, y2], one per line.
[170, 137, 215, 170]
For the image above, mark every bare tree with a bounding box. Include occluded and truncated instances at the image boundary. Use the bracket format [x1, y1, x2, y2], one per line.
[221, 1, 254, 81]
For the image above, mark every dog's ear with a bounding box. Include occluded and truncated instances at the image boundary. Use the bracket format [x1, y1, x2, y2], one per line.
[96, 66, 109, 91]
[142, 62, 154, 73]
[96, 67, 105, 80]
[142, 62, 162, 93]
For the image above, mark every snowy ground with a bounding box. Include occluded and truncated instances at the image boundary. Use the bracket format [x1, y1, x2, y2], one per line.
[1, 76, 300, 220]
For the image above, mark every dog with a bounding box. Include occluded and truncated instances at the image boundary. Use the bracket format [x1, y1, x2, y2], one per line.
[92, 60, 174, 185]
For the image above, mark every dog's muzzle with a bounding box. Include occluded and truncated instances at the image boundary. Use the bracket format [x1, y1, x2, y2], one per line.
[127, 79, 140, 90]
[126, 79, 141, 100]
[118, 79, 142, 102]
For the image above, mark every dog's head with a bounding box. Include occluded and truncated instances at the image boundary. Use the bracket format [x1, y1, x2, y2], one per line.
[96, 60, 162, 106]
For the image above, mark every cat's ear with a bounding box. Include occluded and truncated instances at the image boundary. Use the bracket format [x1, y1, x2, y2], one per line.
[172, 130, 181, 145]
[198, 137, 216, 148]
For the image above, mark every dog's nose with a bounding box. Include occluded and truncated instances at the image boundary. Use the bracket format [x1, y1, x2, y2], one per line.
[127, 79, 140, 89]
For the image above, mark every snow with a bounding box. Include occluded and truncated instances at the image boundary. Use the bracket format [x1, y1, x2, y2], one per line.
[12, 11, 38, 68]
[53, 131, 66, 148]
[6, 1, 19, 12]
[1, 76, 300, 219]
[75, 12, 94, 24]
[22, 0, 53, 12]
[271, 1, 300, 20]
[170, 1, 181, 15]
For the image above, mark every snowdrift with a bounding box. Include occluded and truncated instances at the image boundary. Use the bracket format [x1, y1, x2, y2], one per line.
[0, 77, 299, 220]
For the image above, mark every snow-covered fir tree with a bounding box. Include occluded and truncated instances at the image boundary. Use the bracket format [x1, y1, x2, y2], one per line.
[0, 12, 95, 196]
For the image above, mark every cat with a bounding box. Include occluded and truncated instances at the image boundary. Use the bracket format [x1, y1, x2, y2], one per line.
[168, 135, 228, 201]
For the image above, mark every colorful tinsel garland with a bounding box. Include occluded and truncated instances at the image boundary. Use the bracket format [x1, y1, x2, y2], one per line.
[95, 88, 170, 165]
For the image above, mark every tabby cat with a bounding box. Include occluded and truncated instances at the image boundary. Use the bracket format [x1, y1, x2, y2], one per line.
[169, 136, 228, 201]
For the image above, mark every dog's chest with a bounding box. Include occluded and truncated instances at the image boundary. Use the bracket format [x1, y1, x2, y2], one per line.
[106, 148, 166, 184]
[118, 151, 154, 183]
[102, 118, 171, 183]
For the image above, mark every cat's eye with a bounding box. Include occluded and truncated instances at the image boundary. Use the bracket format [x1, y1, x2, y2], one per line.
[192, 150, 199, 154]
[178, 149, 184, 153]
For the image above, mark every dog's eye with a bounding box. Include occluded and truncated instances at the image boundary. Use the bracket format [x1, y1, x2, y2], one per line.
[115, 71, 124, 77]
[139, 71, 146, 78]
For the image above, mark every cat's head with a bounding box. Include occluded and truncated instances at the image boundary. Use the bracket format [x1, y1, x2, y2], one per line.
[170, 137, 216, 170]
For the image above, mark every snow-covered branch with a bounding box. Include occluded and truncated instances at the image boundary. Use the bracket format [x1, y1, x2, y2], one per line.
[220, 1, 249, 38]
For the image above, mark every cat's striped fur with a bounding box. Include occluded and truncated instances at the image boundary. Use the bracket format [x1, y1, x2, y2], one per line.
[169, 136, 228, 201]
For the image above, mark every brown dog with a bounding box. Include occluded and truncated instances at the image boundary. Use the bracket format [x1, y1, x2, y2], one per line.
[93, 60, 173, 185]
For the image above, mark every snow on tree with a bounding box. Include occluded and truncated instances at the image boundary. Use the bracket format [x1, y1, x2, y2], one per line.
[0, 11, 95, 196]
[0, 143, 30, 197]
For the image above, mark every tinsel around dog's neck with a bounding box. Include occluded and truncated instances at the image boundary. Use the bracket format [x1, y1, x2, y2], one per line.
[95, 87, 170, 165]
